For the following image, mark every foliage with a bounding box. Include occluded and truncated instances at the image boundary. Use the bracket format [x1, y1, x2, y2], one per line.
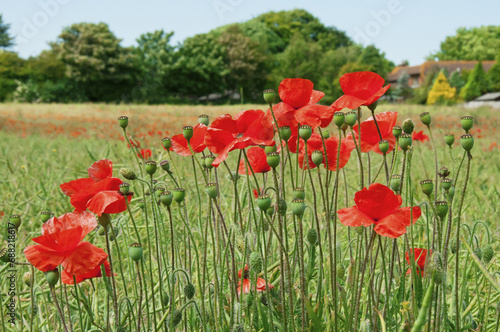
[13, 80, 40, 103]
[427, 72, 456, 105]
[487, 60, 500, 91]
[460, 61, 491, 101]
[448, 70, 466, 94]
[0, 50, 26, 101]
[0, 14, 14, 49]
[395, 72, 412, 100]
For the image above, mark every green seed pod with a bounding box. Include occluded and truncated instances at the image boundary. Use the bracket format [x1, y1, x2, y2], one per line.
[444, 134, 454, 146]
[257, 195, 272, 211]
[205, 183, 218, 199]
[420, 112, 431, 126]
[392, 126, 402, 139]
[460, 134, 474, 151]
[390, 174, 401, 192]
[337, 264, 346, 280]
[333, 112, 345, 127]
[482, 244, 493, 264]
[183, 283, 195, 300]
[98, 214, 111, 228]
[40, 211, 54, 223]
[145, 161, 157, 175]
[322, 129, 330, 138]
[159, 160, 170, 172]
[278, 198, 287, 216]
[441, 178, 452, 191]
[204, 155, 215, 169]
[474, 246, 482, 261]
[267, 152, 280, 168]
[306, 228, 318, 246]
[23, 272, 32, 287]
[129, 243, 143, 262]
[461, 116, 473, 132]
[435, 201, 448, 219]
[299, 125, 312, 141]
[119, 183, 130, 195]
[173, 188, 186, 203]
[367, 101, 378, 112]
[182, 126, 194, 141]
[0, 248, 9, 263]
[118, 116, 128, 129]
[198, 114, 209, 126]
[263, 89, 275, 105]
[402, 118, 414, 134]
[160, 191, 173, 206]
[168, 309, 182, 327]
[311, 150, 323, 166]
[378, 140, 389, 154]
[120, 168, 137, 181]
[8, 215, 21, 229]
[399, 133, 412, 151]
[162, 293, 170, 306]
[291, 198, 306, 217]
[345, 111, 357, 127]
[264, 145, 277, 154]
[279, 126, 292, 141]
[420, 180, 433, 196]
[250, 252, 263, 273]
[162, 137, 172, 150]
[440, 167, 450, 178]
[45, 269, 59, 286]
[293, 187, 305, 200]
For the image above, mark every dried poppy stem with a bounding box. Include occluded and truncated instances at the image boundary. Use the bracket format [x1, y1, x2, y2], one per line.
[50, 286, 69, 332]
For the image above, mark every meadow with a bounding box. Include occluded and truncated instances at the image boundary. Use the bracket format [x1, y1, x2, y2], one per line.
[0, 99, 499, 331]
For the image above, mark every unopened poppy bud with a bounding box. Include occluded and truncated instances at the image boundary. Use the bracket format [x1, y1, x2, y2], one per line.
[119, 183, 130, 195]
[460, 134, 474, 151]
[264, 145, 277, 154]
[160, 191, 173, 206]
[345, 111, 357, 127]
[118, 116, 128, 129]
[441, 178, 452, 191]
[183, 283, 195, 299]
[266, 205, 275, 217]
[482, 244, 493, 264]
[367, 101, 378, 112]
[182, 126, 193, 141]
[337, 264, 346, 279]
[333, 112, 345, 127]
[392, 126, 402, 139]
[204, 155, 215, 169]
[279, 126, 292, 141]
[461, 116, 473, 132]
[40, 211, 53, 223]
[445, 134, 454, 146]
[435, 201, 448, 219]
[8, 214, 21, 229]
[390, 175, 401, 192]
[257, 194, 272, 211]
[399, 133, 412, 151]
[311, 150, 323, 166]
[474, 246, 482, 261]
[440, 167, 450, 178]
[420, 112, 431, 126]
[169, 310, 182, 327]
[299, 125, 312, 141]
[402, 118, 414, 134]
[98, 214, 111, 228]
[250, 252, 263, 273]
[267, 152, 280, 168]
[306, 228, 318, 246]
[291, 198, 306, 217]
[205, 183, 218, 199]
[278, 198, 287, 216]
[378, 140, 389, 154]
[145, 161, 157, 175]
[263, 89, 275, 105]
[45, 269, 59, 286]
[447, 186, 455, 200]
[162, 293, 170, 306]
[450, 238, 460, 254]
[322, 129, 330, 138]
[198, 114, 209, 126]
[23, 272, 32, 287]
[293, 187, 305, 200]
[120, 168, 137, 181]
[162, 137, 172, 150]
[432, 266, 445, 285]
[129, 243, 143, 262]
[420, 180, 433, 196]
[173, 188, 186, 203]
[159, 160, 170, 172]
[0, 248, 9, 263]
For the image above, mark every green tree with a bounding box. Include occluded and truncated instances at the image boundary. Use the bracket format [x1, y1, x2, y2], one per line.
[395, 72, 412, 101]
[448, 70, 466, 94]
[487, 60, 500, 91]
[427, 72, 456, 105]
[358, 45, 394, 78]
[409, 67, 440, 104]
[460, 61, 491, 101]
[0, 50, 26, 100]
[0, 15, 14, 49]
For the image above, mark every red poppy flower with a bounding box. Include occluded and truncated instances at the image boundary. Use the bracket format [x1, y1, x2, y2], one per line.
[347, 111, 398, 155]
[237, 265, 274, 294]
[238, 147, 271, 175]
[337, 183, 421, 238]
[412, 131, 429, 143]
[170, 124, 207, 157]
[331, 71, 390, 110]
[138, 148, 152, 159]
[61, 260, 113, 285]
[205, 110, 274, 167]
[296, 133, 355, 171]
[252, 188, 260, 198]
[405, 248, 430, 276]
[24, 211, 107, 275]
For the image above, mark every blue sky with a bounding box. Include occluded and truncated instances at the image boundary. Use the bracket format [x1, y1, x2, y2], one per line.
[2, 0, 499, 65]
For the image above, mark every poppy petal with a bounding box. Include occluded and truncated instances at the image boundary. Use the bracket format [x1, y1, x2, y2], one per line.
[87, 159, 113, 181]
[62, 241, 108, 276]
[354, 183, 402, 220]
[42, 211, 97, 238]
[24, 245, 65, 272]
[238, 147, 270, 175]
[32, 227, 84, 252]
[256, 277, 274, 291]
[87, 191, 130, 216]
[61, 260, 113, 285]
[337, 206, 374, 227]
[331, 94, 367, 110]
[309, 90, 325, 104]
[374, 206, 421, 238]
[237, 279, 251, 294]
[279, 78, 314, 109]
[70, 177, 123, 211]
[60, 178, 96, 197]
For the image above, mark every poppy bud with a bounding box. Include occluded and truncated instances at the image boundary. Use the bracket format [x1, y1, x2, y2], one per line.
[198, 114, 209, 126]
[367, 101, 378, 112]
[293, 187, 305, 200]
[162, 137, 172, 150]
[119, 183, 130, 195]
[399, 133, 412, 151]
[333, 112, 345, 127]
[160, 160, 170, 172]
[98, 214, 111, 228]
[291, 198, 306, 217]
[441, 178, 452, 191]
[0, 248, 9, 263]
[420, 112, 431, 126]
[263, 89, 275, 105]
[392, 126, 402, 139]
[435, 201, 448, 219]
[311, 150, 323, 166]
[118, 116, 129, 129]
[168, 310, 182, 327]
[474, 246, 482, 261]
[205, 183, 218, 199]
[446, 186, 455, 200]
[420, 180, 433, 196]
[390, 175, 401, 192]
[162, 293, 170, 306]
[267, 152, 280, 168]
[46, 269, 59, 286]
[482, 244, 493, 264]
[440, 167, 450, 178]
[40, 211, 54, 223]
[120, 168, 137, 181]
[257, 194, 272, 211]
[173, 188, 186, 203]
[182, 126, 194, 141]
[8, 214, 21, 229]
[145, 161, 157, 175]
[402, 118, 414, 134]
[279, 126, 292, 141]
[23, 272, 32, 287]
[445, 134, 454, 146]
[204, 155, 215, 169]
[183, 283, 195, 299]
[299, 125, 312, 141]
[306, 228, 318, 246]
[250, 252, 263, 273]
[266, 205, 275, 217]
[278, 198, 287, 216]
[460, 116, 473, 132]
[160, 191, 173, 206]
[378, 140, 389, 154]
[264, 145, 277, 154]
[345, 111, 357, 127]
[337, 264, 346, 279]
[432, 267, 445, 285]
[460, 134, 474, 151]
[129, 243, 143, 262]
[235, 236, 245, 253]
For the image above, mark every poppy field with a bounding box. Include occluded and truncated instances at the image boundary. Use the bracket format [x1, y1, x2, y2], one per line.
[1, 73, 500, 332]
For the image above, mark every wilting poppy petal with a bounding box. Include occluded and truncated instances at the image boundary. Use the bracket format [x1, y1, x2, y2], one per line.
[238, 147, 270, 175]
[338, 206, 375, 227]
[87, 159, 113, 182]
[256, 277, 274, 291]
[87, 191, 131, 216]
[24, 245, 65, 272]
[279, 78, 314, 109]
[354, 183, 402, 220]
[62, 241, 108, 276]
[237, 279, 251, 294]
[42, 211, 97, 238]
[61, 260, 113, 285]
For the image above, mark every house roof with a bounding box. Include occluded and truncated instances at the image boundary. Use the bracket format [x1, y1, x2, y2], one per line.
[474, 92, 500, 101]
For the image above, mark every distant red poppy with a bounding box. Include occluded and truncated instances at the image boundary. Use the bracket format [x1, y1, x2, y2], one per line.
[412, 130, 429, 143]
[337, 183, 421, 238]
[331, 71, 390, 110]
[347, 111, 398, 155]
[24, 211, 107, 275]
[170, 124, 207, 157]
[252, 188, 260, 198]
[61, 260, 113, 285]
[237, 265, 274, 294]
[238, 147, 271, 175]
[405, 248, 430, 276]
[205, 110, 274, 167]
[138, 148, 152, 159]
[296, 133, 355, 171]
